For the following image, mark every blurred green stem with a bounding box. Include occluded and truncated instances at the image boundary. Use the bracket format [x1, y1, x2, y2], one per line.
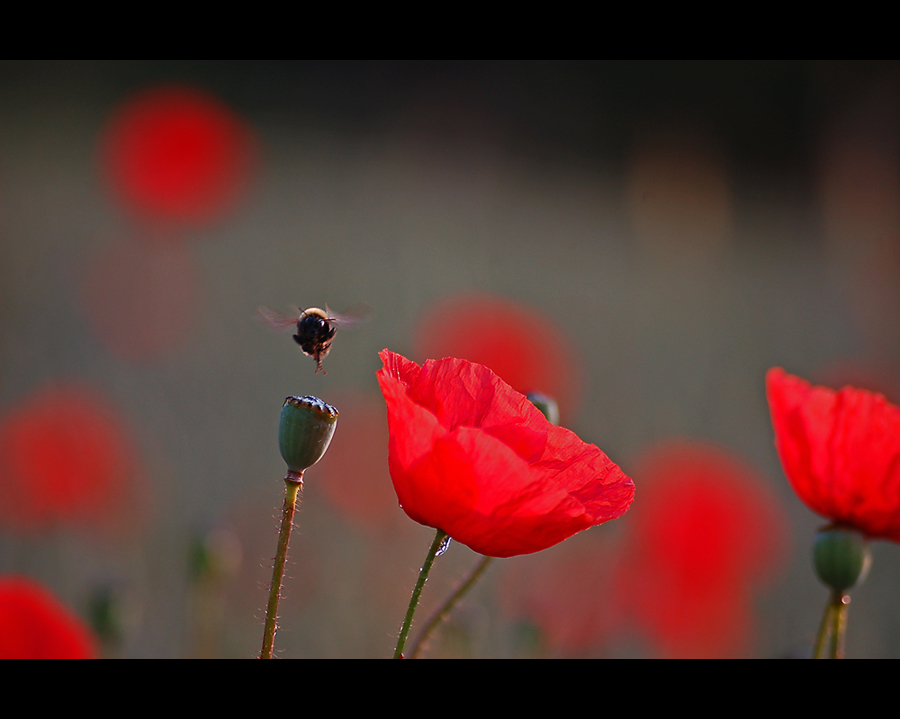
[260, 473, 303, 659]
[813, 591, 849, 659]
[394, 529, 448, 659]
[408, 554, 494, 658]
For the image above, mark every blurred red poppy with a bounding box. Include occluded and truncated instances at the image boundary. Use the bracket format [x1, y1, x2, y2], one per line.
[615, 441, 788, 658]
[99, 84, 256, 226]
[766, 367, 900, 542]
[498, 534, 621, 656]
[0, 384, 139, 533]
[413, 293, 582, 421]
[312, 393, 406, 534]
[376, 350, 634, 558]
[0, 576, 97, 658]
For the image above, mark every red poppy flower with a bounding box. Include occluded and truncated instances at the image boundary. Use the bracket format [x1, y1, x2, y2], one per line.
[413, 293, 582, 421]
[0, 576, 97, 658]
[99, 84, 256, 226]
[766, 366, 900, 542]
[376, 350, 634, 558]
[615, 441, 788, 658]
[0, 384, 139, 533]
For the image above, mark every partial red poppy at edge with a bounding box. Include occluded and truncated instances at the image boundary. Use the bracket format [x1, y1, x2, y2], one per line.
[766, 366, 900, 542]
[0, 576, 97, 658]
[376, 350, 634, 558]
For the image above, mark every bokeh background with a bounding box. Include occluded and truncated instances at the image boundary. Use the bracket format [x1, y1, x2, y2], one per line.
[2, 60, 900, 658]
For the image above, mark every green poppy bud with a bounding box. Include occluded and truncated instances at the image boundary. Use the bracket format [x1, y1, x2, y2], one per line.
[278, 396, 338, 476]
[813, 525, 871, 594]
[526, 392, 560, 426]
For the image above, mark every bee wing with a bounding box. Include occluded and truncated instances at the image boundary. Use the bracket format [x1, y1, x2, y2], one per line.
[324, 302, 373, 328]
[255, 306, 300, 332]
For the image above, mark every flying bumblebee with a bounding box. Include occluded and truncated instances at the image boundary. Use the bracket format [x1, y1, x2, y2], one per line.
[256, 304, 370, 374]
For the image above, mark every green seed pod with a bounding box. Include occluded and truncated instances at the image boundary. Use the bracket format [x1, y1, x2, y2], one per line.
[526, 392, 560, 426]
[813, 526, 871, 594]
[278, 396, 338, 474]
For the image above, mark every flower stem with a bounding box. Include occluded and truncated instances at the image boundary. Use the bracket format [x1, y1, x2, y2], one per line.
[394, 528, 448, 659]
[260, 472, 303, 659]
[408, 555, 494, 659]
[813, 591, 849, 659]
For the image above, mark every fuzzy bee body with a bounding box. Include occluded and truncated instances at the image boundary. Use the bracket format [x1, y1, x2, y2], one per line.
[292, 307, 338, 373]
[257, 304, 369, 374]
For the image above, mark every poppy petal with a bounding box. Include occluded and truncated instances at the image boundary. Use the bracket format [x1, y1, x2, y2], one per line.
[377, 350, 634, 557]
[767, 367, 900, 542]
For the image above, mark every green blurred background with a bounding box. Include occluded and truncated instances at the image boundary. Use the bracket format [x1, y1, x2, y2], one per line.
[1, 61, 899, 658]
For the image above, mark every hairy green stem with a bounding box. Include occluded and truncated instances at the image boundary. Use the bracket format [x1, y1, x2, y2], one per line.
[813, 591, 849, 659]
[394, 529, 448, 659]
[408, 554, 494, 659]
[260, 473, 303, 659]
